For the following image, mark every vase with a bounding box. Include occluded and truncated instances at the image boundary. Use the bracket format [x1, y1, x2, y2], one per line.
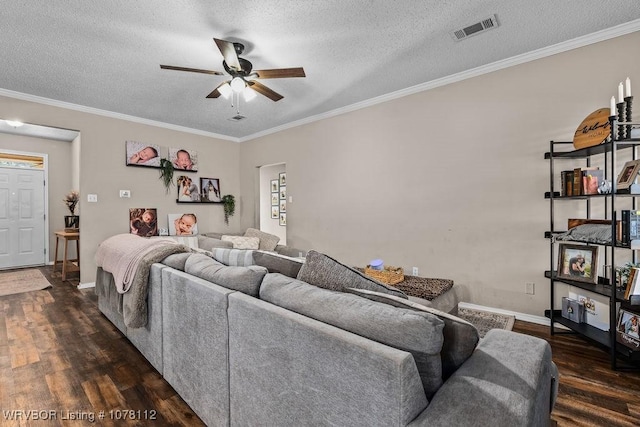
[64, 215, 79, 231]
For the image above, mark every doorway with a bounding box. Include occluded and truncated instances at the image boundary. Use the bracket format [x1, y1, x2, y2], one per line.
[0, 154, 47, 269]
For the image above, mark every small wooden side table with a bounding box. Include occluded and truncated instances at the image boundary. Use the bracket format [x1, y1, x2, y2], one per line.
[53, 230, 80, 281]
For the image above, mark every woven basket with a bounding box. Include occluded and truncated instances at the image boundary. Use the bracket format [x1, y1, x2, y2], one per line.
[364, 266, 405, 285]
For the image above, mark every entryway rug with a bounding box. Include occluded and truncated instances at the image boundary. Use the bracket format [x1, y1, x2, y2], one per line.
[0, 268, 52, 296]
[457, 307, 515, 338]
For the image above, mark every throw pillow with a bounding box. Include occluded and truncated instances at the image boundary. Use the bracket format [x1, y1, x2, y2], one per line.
[184, 253, 267, 297]
[221, 235, 260, 250]
[296, 250, 407, 299]
[244, 228, 280, 251]
[260, 274, 445, 398]
[212, 248, 255, 267]
[253, 250, 304, 278]
[345, 287, 479, 380]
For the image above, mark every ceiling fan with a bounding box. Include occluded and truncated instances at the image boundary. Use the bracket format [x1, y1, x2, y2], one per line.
[160, 38, 305, 102]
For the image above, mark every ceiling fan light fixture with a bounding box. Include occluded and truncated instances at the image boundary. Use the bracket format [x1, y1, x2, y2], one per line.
[218, 82, 232, 99]
[243, 86, 257, 101]
[230, 77, 246, 93]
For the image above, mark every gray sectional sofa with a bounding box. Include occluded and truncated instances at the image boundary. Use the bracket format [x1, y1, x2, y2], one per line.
[95, 247, 558, 427]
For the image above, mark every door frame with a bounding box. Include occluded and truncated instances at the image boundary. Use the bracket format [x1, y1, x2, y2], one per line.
[0, 148, 49, 266]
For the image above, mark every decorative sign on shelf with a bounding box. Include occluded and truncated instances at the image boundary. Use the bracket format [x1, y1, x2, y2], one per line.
[573, 108, 611, 149]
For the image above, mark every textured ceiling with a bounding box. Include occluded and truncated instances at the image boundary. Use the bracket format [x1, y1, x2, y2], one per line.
[1, 1, 640, 141]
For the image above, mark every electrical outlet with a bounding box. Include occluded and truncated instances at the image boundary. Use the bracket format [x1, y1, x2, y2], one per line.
[412, 267, 419, 276]
[525, 282, 535, 295]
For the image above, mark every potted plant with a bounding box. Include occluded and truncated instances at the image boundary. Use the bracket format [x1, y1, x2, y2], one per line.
[159, 158, 175, 193]
[63, 190, 79, 230]
[222, 194, 235, 225]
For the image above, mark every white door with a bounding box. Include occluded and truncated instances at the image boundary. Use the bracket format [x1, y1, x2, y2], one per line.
[0, 168, 46, 269]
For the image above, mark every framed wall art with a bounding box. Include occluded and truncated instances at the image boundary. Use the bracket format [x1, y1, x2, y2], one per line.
[169, 147, 198, 172]
[279, 172, 287, 187]
[279, 213, 287, 226]
[200, 178, 221, 202]
[168, 213, 198, 236]
[177, 175, 200, 202]
[271, 193, 279, 206]
[129, 208, 158, 237]
[557, 243, 598, 284]
[271, 179, 279, 193]
[125, 140, 162, 168]
[279, 186, 286, 200]
[271, 206, 279, 219]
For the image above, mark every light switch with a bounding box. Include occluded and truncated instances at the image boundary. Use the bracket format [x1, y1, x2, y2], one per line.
[119, 190, 131, 198]
[87, 194, 98, 202]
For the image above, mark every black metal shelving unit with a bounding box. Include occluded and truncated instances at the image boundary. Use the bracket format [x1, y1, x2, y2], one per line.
[545, 121, 640, 370]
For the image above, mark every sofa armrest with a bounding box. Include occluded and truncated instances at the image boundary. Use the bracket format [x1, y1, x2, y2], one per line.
[408, 329, 557, 427]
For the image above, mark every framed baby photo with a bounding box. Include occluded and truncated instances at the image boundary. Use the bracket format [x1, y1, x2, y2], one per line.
[129, 208, 158, 237]
[168, 213, 198, 236]
[557, 243, 598, 284]
[200, 177, 221, 202]
[616, 159, 640, 190]
[125, 140, 162, 168]
[279, 172, 287, 187]
[169, 147, 198, 172]
[271, 179, 279, 193]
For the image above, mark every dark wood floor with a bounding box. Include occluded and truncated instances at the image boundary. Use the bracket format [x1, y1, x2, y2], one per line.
[1, 266, 639, 426]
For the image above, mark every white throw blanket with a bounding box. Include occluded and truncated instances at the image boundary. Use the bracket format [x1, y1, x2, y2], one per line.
[95, 234, 181, 293]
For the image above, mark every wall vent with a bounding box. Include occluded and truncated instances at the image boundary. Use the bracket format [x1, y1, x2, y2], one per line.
[228, 114, 246, 122]
[451, 14, 499, 41]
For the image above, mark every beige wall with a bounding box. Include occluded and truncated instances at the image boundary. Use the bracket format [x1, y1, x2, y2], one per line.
[240, 31, 640, 316]
[0, 96, 241, 284]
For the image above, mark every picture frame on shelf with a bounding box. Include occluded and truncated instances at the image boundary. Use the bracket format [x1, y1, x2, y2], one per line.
[616, 308, 640, 350]
[169, 147, 198, 172]
[168, 213, 198, 236]
[200, 178, 221, 202]
[616, 159, 640, 190]
[279, 213, 287, 226]
[557, 243, 598, 284]
[271, 179, 279, 193]
[271, 193, 279, 206]
[279, 172, 287, 187]
[125, 140, 162, 168]
[271, 206, 279, 219]
[129, 208, 158, 237]
[176, 175, 200, 202]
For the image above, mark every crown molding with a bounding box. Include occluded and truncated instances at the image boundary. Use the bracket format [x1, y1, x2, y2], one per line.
[240, 19, 640, 142]
[0, 88, 241, 143]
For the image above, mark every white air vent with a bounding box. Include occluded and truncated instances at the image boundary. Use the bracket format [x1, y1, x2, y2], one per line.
[451, 14, 499, 41]
[228, 114, 246, 122]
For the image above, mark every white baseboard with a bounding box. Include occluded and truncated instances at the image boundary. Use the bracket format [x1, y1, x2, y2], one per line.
[77, 282, 95, 290]
[458, 302, 551, 326]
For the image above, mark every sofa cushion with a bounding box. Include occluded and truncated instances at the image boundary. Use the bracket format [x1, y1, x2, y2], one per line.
[345, 288, 479, 380]
[165, 235, 199, 249]
[260, 273, 445, 398]
[161, 252, 193, 271]
[222, 235, 260, 250]
[185, 253, 267, 297]
[198, 235, 233, 251]
[244, 228, 280, 251]
[296, 250, 407, 299]
[253, 251, 304, 278]
[212, 248, 255, 267]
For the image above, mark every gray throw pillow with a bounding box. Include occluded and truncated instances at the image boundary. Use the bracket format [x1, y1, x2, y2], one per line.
[260, 274, 445, 398]
[253, 251, 304, 278]
[346, 288, 479, 380]
[296, 250, 407, 299]
[244, 228, 280, 251]
[211, 248, 255, 266]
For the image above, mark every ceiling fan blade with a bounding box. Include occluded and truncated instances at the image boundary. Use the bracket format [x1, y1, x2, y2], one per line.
[248, 81, 283, 102]
[206, 81, 231, 98]
[253, 68, 306, 79]
[214, 38, 242, 71]
[160, 65, 223, 75]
